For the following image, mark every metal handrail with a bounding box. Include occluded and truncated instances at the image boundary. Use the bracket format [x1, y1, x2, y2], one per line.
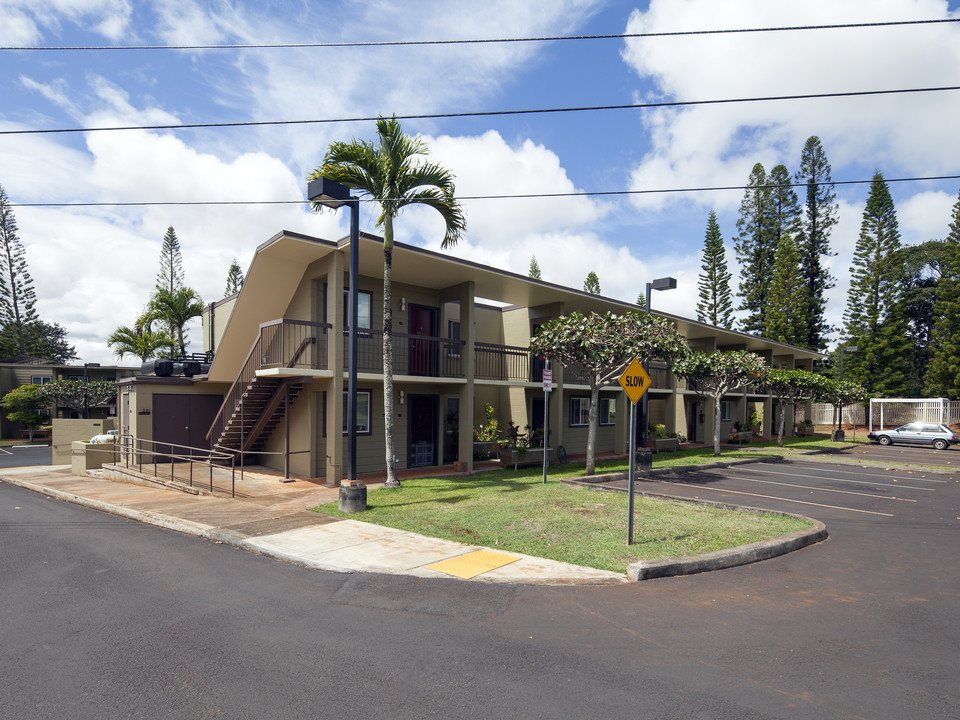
[116, 434, 237, 497]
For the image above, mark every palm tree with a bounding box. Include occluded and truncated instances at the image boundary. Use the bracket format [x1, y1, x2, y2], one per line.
[139, 287, 204, 357]
[107, 325, 172, 362]
[309, 116, 466, 487]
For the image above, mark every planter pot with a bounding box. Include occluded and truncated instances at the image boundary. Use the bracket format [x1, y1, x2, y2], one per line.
[473, 441, 500, 460]
[647, 437, 679, 453]
[499, 447, 552, 469]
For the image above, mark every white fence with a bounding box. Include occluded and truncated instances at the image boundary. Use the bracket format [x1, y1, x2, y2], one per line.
[869, 398, 960, 431]
[808, 403, 866, 426]
[808, 400, 960, 429]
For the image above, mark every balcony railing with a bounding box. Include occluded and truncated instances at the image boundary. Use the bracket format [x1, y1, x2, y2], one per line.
[345, 328, 465, 378]
[260, 319, 330, 370]
[475, 342, 531, 382]
[563, 360, 673, 389]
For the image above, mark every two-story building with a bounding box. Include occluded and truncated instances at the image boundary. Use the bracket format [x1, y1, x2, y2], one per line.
[117, 229, 824, 481]
[0, 356, 140, 439]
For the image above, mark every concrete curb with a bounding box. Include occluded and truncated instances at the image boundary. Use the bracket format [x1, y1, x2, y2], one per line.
[627, 521, 828, 581]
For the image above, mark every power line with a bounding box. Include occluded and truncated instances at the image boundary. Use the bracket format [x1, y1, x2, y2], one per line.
[11, 174, 960, 208]
[3, 85, 958, 137]
[2, 18, 957, 51]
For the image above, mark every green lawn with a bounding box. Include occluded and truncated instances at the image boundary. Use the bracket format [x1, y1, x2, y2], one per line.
[311, 462, 811, 574]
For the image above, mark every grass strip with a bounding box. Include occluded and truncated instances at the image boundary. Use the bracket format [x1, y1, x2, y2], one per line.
[311, 464, 810, 573]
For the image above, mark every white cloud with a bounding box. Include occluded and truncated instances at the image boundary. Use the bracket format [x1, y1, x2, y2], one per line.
[899, 189, 957, 241]
[0, 1, 133, 43]
[621, 0, 960, 213]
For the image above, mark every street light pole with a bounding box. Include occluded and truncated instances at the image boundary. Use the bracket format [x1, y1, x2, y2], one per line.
[637, 277, 677, 471]
[308, 177, 365, 512]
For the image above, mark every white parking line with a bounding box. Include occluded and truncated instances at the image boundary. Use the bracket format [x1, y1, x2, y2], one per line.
[724, 474, 916, 502]
[732, 466, 933, 492]
[0, 447, 12, 455]
[785, 463, 948, 484]
[665, 483, 895, 517]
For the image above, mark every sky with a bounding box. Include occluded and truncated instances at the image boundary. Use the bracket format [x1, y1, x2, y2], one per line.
[1, 0, 959, 366]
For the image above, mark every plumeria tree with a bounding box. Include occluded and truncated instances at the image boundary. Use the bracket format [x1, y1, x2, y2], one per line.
[674, 350, 769, 456]
[815, 377, 869, 439]
[764, 369, 825, 447]
[530, 310, 688, 475]
[38, 380, 116, 418]
[1, 384, 47, 441]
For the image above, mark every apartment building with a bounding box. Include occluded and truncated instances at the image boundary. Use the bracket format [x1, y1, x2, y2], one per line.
[117, 229, 824, 481]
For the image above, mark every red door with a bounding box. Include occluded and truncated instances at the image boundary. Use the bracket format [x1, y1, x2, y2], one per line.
[408, 306, 436, 376]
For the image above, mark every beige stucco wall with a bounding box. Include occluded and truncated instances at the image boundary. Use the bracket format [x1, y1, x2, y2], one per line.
[52, 418, 117, 465]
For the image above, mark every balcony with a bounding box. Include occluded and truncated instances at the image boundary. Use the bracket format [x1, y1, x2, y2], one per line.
[345, 329, 465, 378]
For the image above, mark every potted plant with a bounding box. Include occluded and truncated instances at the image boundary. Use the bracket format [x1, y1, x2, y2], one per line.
[797, 419, 814, 436]
[748, 409, 763, 436]
[473, 402, 501, 459]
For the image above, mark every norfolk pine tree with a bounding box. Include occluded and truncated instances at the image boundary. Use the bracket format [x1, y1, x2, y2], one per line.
[841, 171, 911, 396]
[0, 183, 39, 355]
[795, 136, 838, 351]
[734, 163, 775, 334]
[528, 255, 542, 279]
[763, 165, 804, 345]
[157, 226, 184, 293]
[225, 258, 244, 295]
[696, 210, 734, 328]
[583, 271, 601, 295]
[925, 188, 960, 397]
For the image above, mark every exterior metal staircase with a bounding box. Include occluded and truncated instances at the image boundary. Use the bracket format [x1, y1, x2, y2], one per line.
[206, 319, 330, 456]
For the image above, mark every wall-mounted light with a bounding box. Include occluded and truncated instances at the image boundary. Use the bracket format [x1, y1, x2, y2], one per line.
[400, 297, 406, 312]
[399, 390, 405, 405]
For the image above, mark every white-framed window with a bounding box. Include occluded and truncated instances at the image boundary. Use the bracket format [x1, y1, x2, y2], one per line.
[720, 400, 732, 422]
[30, 376, 52, 385]
[343, 289, 373, 329]
[342, 390, 372, 435]
[599, 397, 616, 426]
[570, 397, 590, 427]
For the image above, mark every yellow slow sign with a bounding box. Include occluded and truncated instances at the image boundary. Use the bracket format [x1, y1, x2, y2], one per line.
[618, 357, 651, 405]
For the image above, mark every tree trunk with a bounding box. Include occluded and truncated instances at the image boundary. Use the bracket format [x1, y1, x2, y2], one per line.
[585, 382, 600, 475]
[777, 399, 786, 447]
[713, 394, 722, 456]
[382, 216, 399, 487]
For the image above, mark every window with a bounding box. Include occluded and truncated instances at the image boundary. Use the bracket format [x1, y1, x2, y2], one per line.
[343, 289, 372, 329]
[570, 397, 590, 427]
[447, 320, 461, 357]
[720, 400, 732, 422]
[599, 397, 616, 426]
[342, 390, 372, 435]
[30, 376, 52, 385]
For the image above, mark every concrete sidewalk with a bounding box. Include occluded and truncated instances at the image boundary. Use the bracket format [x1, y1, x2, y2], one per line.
[0, 465, 626, 585]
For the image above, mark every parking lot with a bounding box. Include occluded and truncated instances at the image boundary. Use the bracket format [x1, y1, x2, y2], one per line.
[647, 449, 955, 523]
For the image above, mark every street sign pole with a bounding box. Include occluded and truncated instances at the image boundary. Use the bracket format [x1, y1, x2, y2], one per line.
[542, 360, 551, 484]
[628, 398, 637, 544]
[618, 357, 650, 546]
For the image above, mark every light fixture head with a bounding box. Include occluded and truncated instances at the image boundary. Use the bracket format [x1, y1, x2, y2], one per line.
[844, 345, 859, 353]
[651, 277, 678, 291]
[307, 177, 351, 208]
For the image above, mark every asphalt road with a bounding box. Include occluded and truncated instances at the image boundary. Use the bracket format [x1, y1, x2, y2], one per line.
[0, 444, 52, 468]
[2, 449, 958, 719]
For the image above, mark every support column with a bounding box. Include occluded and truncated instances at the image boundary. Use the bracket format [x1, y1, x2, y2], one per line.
[456, 281, 475, 472]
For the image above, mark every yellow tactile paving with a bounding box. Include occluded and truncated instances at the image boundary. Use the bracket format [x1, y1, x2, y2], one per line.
[426, 549, 521, 579]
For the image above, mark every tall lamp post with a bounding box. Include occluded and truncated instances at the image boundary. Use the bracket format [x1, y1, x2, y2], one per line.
[637, 277, 677, 470]
[836, 344, 858, 441]
[308, 177, 366, 512]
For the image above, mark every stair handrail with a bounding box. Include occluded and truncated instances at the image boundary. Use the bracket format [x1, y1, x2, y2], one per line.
[206, 319, 332, 444]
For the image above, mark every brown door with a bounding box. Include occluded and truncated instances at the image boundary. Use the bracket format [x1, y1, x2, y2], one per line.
[152, 394, 223, 460]
[408, 395, 438, 467]
[408, 306, 437, 376]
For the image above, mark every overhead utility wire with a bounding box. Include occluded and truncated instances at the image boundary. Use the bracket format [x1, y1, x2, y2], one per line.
[2, 18, 957, 51]
[12, 174, 960, 208]
[3, 85, 958, 137]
